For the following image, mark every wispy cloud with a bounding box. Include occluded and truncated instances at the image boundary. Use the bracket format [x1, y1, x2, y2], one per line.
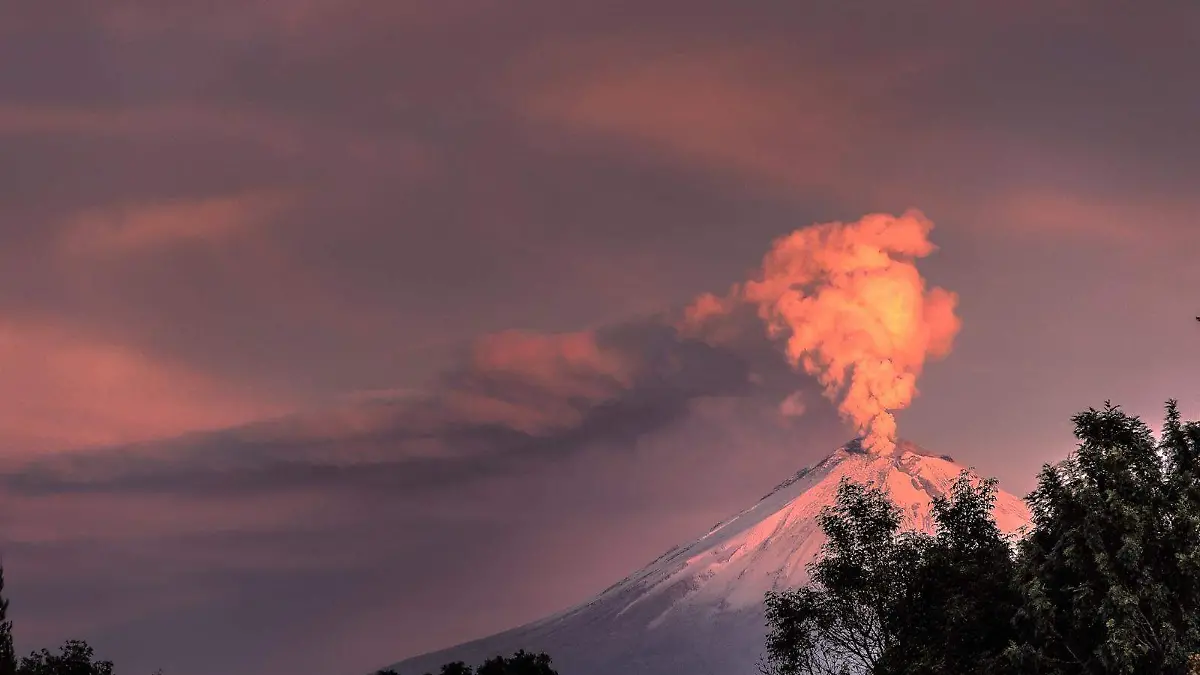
[1, 318, 786, 496]
[513, 39, 931, 199]
[4, 210, 961, 495]
[995, 189, 1200, 246]
[0, 104, 310, 153]
[511, 32, 1199, 248]
[58, 191, 293, 258]
[0, 320, 292, 455]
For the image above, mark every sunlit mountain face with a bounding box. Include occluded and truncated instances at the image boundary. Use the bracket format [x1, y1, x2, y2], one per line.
[385, 439, 1031, 675]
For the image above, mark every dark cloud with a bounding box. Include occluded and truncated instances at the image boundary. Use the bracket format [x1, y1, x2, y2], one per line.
[2, 327, 847, 675]
[1, 313, 834, 499]
[1, 301, 850, 675]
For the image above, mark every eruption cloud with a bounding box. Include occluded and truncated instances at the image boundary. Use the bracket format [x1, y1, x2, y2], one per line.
[685, 210, 961, 454]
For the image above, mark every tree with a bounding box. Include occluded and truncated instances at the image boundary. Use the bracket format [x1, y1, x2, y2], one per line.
[761, 478, 928, 674]
[419, 651, 558, 675]
[1007, 401, 1200, 675]
[0, 565, 161, 675]
[762, 472, 1025, 675]
[475, 650, 557, 675]
[762, 399, 1200, 675]
[426, 662, 472, 675]
[880, 474, 1021, 675]
[0, 565, 15, 675]
[16, 640, 114, 675]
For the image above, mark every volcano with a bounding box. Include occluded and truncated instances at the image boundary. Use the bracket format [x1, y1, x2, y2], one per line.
[383, 440, 1031, 675]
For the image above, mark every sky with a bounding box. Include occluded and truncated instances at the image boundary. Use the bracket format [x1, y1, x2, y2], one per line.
[1, 2, 1198, 674]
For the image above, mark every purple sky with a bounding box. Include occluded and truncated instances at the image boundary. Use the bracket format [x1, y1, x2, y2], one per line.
[1, 3, 1198, 674]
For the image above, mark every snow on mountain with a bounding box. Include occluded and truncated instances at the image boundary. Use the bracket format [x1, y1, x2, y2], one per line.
[383, 440, 1031, 675]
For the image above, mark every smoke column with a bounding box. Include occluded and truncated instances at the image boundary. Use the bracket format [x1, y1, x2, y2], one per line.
[686, 210, 961, 454]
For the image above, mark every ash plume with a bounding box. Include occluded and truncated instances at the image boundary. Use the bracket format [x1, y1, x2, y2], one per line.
[684, 210, 961, 454]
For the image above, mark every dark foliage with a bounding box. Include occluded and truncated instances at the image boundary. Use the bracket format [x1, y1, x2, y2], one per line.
[434, 661, 473, 675]
[16, 641, 114, 675]
[762, 479, 928, 674]
[476, 650, 557, 675]
[761, 473, 1018, 675]
[397, 651, 558, 675]
[2, 558, 551, 675]
[1007, 401, 1200, 674]
[762, 400, 1200, 675]
[0, 566, 15, 675]
[880, 475, 1020, 675]
[0, 564, 162, 675]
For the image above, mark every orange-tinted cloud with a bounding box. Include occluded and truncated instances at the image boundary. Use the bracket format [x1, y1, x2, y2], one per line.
[468, 330, 633, 394]
[59, 191, 292, 257]
[0, 304, 838, 499]
[441, 330, 635, 434]
[684, 211, 961, 454]
[0, 320, 292, 455]
[995, 189, 1200, 246]
[515, 36, 1199, 251]
[777, 391, 807, 418]
[514, 39, 932, 198]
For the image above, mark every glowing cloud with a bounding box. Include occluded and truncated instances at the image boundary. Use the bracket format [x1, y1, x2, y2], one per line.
[440, 329, 635, 435]
[0, 320, 293, 455]
[685, 210, 960, 454]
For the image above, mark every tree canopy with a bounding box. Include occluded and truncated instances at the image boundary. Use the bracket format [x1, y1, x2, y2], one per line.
[762, 472, 1018, 675]
[16, 642, 114, 675]
[763, 400, 1200, 675]
[0, 565, 150, 675]
[0, 566, 14, 675]
[1007, 401, 1200, 674]
[374, 650, 558, 675]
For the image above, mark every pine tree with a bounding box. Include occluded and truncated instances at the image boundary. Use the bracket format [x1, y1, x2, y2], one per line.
[0, 564, 15, 675]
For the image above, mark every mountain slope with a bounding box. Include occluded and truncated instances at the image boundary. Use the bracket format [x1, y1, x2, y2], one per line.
[385, 440, 1031, 675]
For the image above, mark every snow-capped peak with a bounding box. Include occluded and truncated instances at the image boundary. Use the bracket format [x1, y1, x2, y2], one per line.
[385, 440, 1031, 675]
